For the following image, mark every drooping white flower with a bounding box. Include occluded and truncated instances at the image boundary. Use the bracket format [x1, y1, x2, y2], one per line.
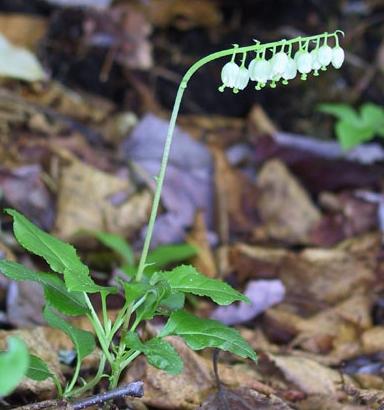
[282, 57, 297, 81]
[310, 49, 322, 71]
[317, 44, 333, 66]
[221, 61, 240, 88]
[331, 46, 345, 69]
[294, 50, 312, 74]
[234, 66, 250, 91]
[248, 58, 271, 83]
[271, 52, 288, 76]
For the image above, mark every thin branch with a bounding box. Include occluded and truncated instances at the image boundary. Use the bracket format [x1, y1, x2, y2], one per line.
[72, 381, 144, 410]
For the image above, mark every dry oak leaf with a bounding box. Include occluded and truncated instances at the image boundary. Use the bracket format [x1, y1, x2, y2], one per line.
[55, 159, 151, 239]
[255, 159, 321, 244]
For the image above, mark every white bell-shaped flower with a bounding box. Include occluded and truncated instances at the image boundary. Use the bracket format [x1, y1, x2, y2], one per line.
[234, 66, 250, 91]
[221, 62, 240, 88]
[282, 58, 297, 81]
[271, 52, 288, 76]
[317, 44, 332, 66]
[310, 49, 322, 71]
[331, 46, 345, 69]
[294, 50, 312, 74]
[248, 59, 271, 83]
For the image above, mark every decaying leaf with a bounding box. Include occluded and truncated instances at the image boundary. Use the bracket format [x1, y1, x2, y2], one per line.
[141, 0, 222, 30]
[0, 328, 63, 399]
[55, 159, 151, 239]
[0, 14, 47, 50]
[186, 211, 217, 278]
[125, 336, 269, 410]
[267, 354, 348, 396]
[122, 113, 213, 245]
[255, 159, 321, 244]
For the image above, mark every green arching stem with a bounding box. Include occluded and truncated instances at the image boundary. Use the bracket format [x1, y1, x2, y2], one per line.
[134, 30, 342, 282]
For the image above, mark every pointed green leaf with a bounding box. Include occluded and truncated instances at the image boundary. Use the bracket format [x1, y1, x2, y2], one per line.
[336, 121, 373, 150]
[5, 209, 103, 293]
[26, 355, 53, 381]
[94, 231, 134, 265]
[360, 103, 384, 129]
[43, 306, 95, 361]
[161, 265, 249, 305]
[160, 310, 257, 361]
[124, 332, 183, 375]
[123, 282, 149, 304]
[318, 103, 360, 124]
[0, 260, 89, 316]
[146, 244, 197, 270]
[144, 337, 183, 375]
[0, 336, 29, 396]
[157, 292, 185, 315]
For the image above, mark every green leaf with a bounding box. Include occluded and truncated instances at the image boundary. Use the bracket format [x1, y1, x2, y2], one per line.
[123, 282, 149, 304]
[146, 244, 197, 271]
[161, 265, 249, 305]
[160, 310, 257, 361]
[0, 336, 29, 396]
[94, 231, 134, 266]
[336, 121, 374, 150]
[26, 355, 53, 381]
[43, 306, 95, 362]
[124, 332, 183, 375]
[135, 280, 171, 321]
[5, 209, 103, 293]
[157, 292, 185, 315]
[360, 103, 384, 136]
[145, 338, 183, 375]
[0, 260, 89, 316]
[318, 103, 360, 124]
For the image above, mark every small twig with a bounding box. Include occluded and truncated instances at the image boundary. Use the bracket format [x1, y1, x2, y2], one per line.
[72, 381, 144, 410]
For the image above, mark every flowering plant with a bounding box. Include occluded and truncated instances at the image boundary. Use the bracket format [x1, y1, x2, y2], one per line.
[0, 30, 344, 405]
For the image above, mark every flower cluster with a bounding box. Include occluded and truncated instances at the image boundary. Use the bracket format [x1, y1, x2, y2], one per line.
[219, 31, 344, 93]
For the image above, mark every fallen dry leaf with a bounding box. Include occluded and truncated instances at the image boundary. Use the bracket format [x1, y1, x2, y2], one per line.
[55, 158, 151, 239]
[186, 211, 217, 278]
[212, 146, 259, 237]
[124, 336, 269, 410]
[0, 328, 63, 399]
[141, 0, 222, 30]
[199, 387, 293, 410]
[361, 326, 384, 355]
[254, 159, 321, 244]
[0, 14, 47, 50]
[122, 113, 213, 245]
[267, 354, 347, 396]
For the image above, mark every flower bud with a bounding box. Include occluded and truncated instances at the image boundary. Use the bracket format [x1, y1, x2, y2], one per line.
[331, 46, 344, 69]
[317, 44, 333, 66]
